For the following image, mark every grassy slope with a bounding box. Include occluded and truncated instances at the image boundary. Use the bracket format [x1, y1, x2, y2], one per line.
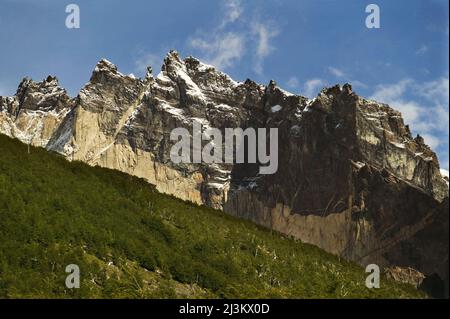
[0, 134, 424, 298]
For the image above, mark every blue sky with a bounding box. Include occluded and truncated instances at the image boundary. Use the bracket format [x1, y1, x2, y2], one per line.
[0, 0, 448, 168]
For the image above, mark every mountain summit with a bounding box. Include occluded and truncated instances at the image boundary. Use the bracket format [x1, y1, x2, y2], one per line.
[0, 51, 448, 296]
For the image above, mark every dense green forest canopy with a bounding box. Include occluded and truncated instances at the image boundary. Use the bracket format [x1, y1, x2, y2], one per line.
[0, 134, 423, 298]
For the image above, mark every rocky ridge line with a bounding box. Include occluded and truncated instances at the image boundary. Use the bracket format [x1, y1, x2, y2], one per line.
[0, 51, 448, 296]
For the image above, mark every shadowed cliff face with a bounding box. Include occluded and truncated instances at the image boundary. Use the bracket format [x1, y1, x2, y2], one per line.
[0, 51, 448, 295]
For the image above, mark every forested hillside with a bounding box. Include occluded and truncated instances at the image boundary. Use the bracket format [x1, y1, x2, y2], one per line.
[0, 134, 423, 298]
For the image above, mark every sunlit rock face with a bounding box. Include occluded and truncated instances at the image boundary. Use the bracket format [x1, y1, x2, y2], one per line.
[1, 51, 448, 296]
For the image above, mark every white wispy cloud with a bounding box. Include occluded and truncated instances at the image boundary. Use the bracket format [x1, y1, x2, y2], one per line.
[303, 78, 325, 98]
[188, 0, 279, 74]
[220, 0, 243, 27]
[328, 67, 345, 78]
[189, 32, 245, 70]
[326, 67, 368, 90]
[415, 44, 429, 55]
[418, 77, 449, 133]
[351, 80, 369, 89]
[251, 22, 279, 74]
[286, 76, 300, 89]
[421, 133, 440, 149]
[370, 78, 449, 132]
[188, 0, 246, 70]
[370, 77, 449, 166]
[419, 77, 449, 106]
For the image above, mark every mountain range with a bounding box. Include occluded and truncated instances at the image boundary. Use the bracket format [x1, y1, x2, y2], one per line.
[0, 50, 448, 297]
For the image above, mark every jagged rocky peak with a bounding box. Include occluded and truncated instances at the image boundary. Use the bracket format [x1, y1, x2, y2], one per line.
[310, 83, 356, 108]
[355, 94, 447, 201]
[0, 74, 71, 118]
[94, 58, 118, 73]
[1, 75, 71, 116]
[161, 50, 220, 78]
[0, 75, 73, 148]
[265, 79, 307, 111]
[183, 55, 241, 89]
[158, 50, 242, 104]
[161, 50, 185, 73]
[78, 58, 149, 116]
[285, 81, 447, 201]
[88, 58, 138, 85]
